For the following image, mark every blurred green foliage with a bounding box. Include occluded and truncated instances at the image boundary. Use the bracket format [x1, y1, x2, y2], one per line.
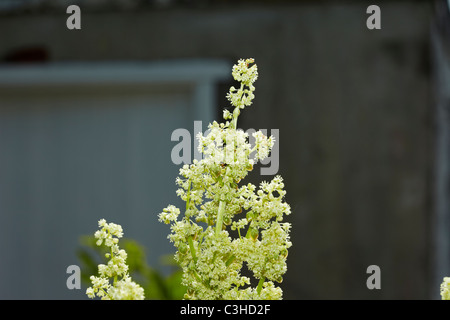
[77, 235, 185, 300]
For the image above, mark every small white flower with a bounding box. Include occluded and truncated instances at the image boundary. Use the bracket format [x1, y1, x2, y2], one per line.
[158, 205, 180, 224]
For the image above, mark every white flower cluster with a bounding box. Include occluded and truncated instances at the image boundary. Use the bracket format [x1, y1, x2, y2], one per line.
[159, 59, 291, 300]
[441, 277, 450, 300]
[227, 58, 258, 110]
[86, 219, 145, 300]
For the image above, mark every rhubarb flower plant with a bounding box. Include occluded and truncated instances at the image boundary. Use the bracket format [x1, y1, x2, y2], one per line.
[159, 58, 292, 300]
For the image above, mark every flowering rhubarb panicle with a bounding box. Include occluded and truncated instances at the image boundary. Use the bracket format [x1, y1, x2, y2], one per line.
[159, 59, 292, 300]
[86, 219, 145, 300]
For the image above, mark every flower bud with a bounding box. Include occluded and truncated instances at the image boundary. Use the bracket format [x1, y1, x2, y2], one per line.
[178, 243, 188, 255]
[249, 227, 258, 241]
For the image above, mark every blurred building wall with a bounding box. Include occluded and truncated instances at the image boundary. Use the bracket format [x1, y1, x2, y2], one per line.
[0, 1, 434, 299]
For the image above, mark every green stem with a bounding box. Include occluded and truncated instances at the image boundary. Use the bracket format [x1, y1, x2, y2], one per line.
[231, 84, 244, 129]
[211, 251, 218, 265]
[215, 200, 226, 236]
[231, 108, 239, 129]
[110, 246, 118, 286]
[188, 236, 197, 263]
[185, 180, 198, 264]
[185, 180, 191, 212]
[257, 276, 265, 295]
[101, 288, 112, 300]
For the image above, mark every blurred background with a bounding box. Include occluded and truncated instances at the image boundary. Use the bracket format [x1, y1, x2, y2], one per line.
[0, 0, 446, 299]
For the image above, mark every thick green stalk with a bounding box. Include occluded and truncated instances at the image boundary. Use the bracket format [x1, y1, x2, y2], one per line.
[231, 108, 239, 129]
[215, 200, 226, 236]
[188, 236, 197, 263]
[257, 276, 265, 295]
